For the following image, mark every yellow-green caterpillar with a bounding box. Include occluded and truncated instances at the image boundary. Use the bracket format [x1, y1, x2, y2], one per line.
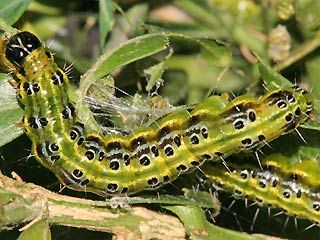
[1, 31, 313, 196]
[205, 154, 320, 225]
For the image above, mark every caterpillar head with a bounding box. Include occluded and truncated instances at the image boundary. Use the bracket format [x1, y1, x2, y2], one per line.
[4, 31, 55, 78]
[258, 86, 313, 135]
[5, 31, 41, 67]
[282, 86, 314, 132]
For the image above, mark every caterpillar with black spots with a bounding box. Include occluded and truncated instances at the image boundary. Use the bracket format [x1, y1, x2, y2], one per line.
[205, 153, 320, 226]
[0, 31, 314, 196]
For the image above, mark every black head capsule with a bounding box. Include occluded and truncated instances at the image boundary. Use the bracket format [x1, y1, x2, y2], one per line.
[5, 32, 41, 66]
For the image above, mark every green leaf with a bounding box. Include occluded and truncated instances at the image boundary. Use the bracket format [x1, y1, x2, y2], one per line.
[258, 58, 292, 90]
[18, 219, 51, 240]
[79, 33, 169, 96]
[76, 33, 169, 132]
[0, 74, 24, 147]
[136, 49, 172, 92]
[199, 39, 232, 67]
[143, 61, 165, 92]
[0, 0, 32, 25]
[99, 0, 115, 50]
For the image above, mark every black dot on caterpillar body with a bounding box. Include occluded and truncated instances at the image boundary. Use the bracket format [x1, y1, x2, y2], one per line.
[283, 189, 292, 199]
[98, 151, 105, 161]
[215, 152, 224, 157]
[85, 149, 95, 160]
[272, 179, 278, 187]
[234, 189, 243, 196]
[150, 145, 159, 157]
[52, 70, 65, 86]
[110, 159, 120, 170]
[176, 164, 188, 172]
[285, 113, 293, 122]
[163, 175, 170, 182]
[202, 154, 212, 160]
[241, 138, 252, 146]
[147, 177, 159, 187]
[62, 103, 75, 119]
[258, 135, 266, 142]
[107, 183, 118, 192]
[233, 119, 245, 130]
[45, 51, 52, 59]
[240, 170, 249, 179]
[81, 179, 90, 186]
[72, 169, 83, 178]
[201, 127, 208, 138]
[173, 135, 181, 147]
[191, 160, 200, 166]
[39, 117, 48, 127]
[258, 179, 267, 188]
[46, 142, 59, 153]
[5, 31, 41, 66]
[70, 123, 85, 144]
[286, 94, 295, 103]
[296, 189, 302, 198]
[277, 100, 287, 109]
[121, 187, 128, 194]
[295, 107, 301, 116]
[28, 116, 48, 129]
[313, 203, 320, 211]
[247, 109, 256, 122]
[51, 155, 60, 161]
[164, 145, 174, 156]
[23, 82, 40, 95]
[140, 155, 151, 166]
[190, 134, 200, 144]
[123, 153, 130, 165]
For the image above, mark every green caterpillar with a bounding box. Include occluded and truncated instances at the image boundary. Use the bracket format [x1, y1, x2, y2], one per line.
[1, 31, 313, 196]
[205, 154, 320, 225]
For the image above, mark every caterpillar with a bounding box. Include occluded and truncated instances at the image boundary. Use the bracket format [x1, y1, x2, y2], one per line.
[0, 31, 313, 196]
[205, 154, 320, 225]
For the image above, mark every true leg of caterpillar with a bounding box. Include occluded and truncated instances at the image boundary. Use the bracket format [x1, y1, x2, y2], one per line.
[1, 31, 314, 196]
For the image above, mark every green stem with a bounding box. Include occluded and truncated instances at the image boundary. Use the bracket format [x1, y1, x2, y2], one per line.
[0, 172, 185, 239]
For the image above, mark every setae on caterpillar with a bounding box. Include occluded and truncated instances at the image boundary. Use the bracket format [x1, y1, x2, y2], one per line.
[205, 154, 320, 225]
[0, 31, 314, 196]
